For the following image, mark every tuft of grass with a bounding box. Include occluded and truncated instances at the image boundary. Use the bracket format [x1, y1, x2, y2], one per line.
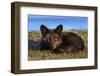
[28, 30, 88, 61]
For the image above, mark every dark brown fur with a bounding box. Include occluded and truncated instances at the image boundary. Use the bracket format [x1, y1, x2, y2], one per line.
[40, 25, 85, 52]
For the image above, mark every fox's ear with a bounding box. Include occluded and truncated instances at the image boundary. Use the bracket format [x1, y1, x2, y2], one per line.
[40, 25, 49, 35]
[54, 24, 63, 35]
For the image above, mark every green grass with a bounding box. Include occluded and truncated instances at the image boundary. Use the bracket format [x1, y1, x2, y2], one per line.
[28, 30, 88, 61]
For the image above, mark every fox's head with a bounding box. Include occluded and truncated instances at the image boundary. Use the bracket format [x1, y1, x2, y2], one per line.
[40, 24, 63, 50]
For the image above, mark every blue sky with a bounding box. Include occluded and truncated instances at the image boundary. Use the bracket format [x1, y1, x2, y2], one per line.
[28, 15, 88, 32]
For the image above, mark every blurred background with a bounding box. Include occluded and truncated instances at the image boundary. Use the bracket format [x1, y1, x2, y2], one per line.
[28, 15, 88, 32]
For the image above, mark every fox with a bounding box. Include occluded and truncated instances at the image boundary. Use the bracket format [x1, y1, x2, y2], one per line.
[40, 24, 85, 52]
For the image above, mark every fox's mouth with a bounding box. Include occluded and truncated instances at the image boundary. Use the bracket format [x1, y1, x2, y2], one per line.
[51, 45, 59, 50]
[49, 46, 56, 50]
[51, 47, 56, 50]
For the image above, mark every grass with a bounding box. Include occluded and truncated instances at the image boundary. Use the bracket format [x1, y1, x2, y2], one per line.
[28, 30, 88, 61]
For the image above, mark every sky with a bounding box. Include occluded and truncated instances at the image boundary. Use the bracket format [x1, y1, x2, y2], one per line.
[28, 15, 88, 32]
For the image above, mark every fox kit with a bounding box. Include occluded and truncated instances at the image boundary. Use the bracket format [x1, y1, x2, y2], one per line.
[40, 25, 85, 52]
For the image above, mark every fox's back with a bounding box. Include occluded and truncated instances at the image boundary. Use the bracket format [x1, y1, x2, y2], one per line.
[60, 32, 85, 51]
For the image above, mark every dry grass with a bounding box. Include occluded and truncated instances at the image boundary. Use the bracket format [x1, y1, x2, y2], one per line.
[28, 30, 88, 61]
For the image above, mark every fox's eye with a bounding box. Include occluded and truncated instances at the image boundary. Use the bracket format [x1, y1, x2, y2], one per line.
[55, 38, 58, 42]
